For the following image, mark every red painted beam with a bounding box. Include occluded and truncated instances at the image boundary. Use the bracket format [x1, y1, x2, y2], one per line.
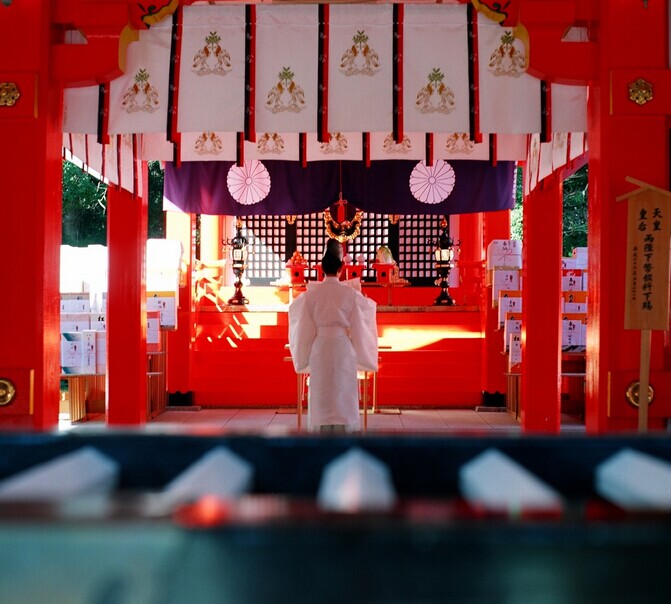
[0, 0, 62, 430]
[166, 212, 195, 396]
[106, 174, 148, 425]
[521, 176, 563, 433]
[481, 210, 512, 396]
[512, 1, 598, 84]
[584, 0, 670, 433]
[52, 1, 139, 86]
[610, 69, 671, 117]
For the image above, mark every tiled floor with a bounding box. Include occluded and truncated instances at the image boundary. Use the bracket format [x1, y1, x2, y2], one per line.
[61, 407, 585, 435]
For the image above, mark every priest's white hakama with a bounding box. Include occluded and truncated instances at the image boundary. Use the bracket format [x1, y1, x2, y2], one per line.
[288, 277, 378, 432]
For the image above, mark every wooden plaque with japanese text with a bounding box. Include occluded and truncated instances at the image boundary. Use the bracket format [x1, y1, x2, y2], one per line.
[624, 189, 670, 330]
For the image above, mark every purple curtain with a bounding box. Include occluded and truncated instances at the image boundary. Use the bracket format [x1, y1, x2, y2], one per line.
[164, 160, 515, 216]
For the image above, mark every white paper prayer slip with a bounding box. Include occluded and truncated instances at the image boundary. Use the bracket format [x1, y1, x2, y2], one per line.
[0, 446, 119, 502]
[161, 446, 254, 505]
[317, 447, 397, 512]
[459, 448, 563, 512]
[595, 448, 671, 511]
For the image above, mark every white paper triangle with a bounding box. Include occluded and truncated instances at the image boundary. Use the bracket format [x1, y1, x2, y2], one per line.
[317, 447, 397, 512]
[595, 448, 671, 511]
[0, 447, 118, 501]
[161, 446, 254, 504]
[459, 448, 563, 512]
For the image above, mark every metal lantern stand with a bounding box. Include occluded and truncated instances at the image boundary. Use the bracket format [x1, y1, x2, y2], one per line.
[226, 219, 249, 306]
[432, 218, 459, 306]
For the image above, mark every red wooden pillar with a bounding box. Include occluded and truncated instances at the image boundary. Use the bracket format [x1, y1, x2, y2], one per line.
[521, 176, 563, 433]
[482, 210, 512, 397]
[106, 174, 148, 425]
[457, 212, 483, 307]
[0, 2, 62, 430]
[585, 0, 670, 433]
[165, 211, 194, 397]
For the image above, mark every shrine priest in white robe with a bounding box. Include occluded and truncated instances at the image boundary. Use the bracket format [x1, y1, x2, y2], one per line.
[289, 240, 378, 433]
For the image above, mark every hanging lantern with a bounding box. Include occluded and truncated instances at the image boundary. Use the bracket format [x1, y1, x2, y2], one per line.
[429, 217, 460, 306]
[225, 218, 249, 305]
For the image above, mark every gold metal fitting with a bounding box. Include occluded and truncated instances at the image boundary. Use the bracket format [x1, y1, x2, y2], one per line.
[625, 380, 655, 408]
[0, 378, 16, 406]
[0, 82, 20, 107]
[628, 78, 653, 106]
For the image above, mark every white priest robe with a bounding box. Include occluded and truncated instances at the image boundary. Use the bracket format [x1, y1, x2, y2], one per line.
[288, 277, 378, 431]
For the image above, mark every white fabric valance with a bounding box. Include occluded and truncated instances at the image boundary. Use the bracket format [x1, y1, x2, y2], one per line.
[63, 4, 588, 140]
[61, 3, 589, 196]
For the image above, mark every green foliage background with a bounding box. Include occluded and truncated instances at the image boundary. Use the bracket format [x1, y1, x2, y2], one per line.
[63, 161, 588, 255]
[510, 165, 588, 256]
[62, 160, 165, 246]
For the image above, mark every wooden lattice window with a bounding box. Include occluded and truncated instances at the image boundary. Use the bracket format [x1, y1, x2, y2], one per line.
[345, 213, 390, 280]
[293, 212, 391, 280]
[242, 215, 287, 284]
[295, 212, 325, 274]
[243, 212, 449, 285]
[398, 214, 446, 284]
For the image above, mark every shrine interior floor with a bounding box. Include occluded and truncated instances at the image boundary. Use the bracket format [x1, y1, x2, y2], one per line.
[60, 408, 586, 435]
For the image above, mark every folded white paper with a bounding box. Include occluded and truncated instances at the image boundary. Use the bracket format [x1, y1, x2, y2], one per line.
[161, 446, 254, 504]
[317, 447, 397, 512]
[459, 448, 563, 512]
[595, 448, 671, 511]
[0, 446, 119, 501]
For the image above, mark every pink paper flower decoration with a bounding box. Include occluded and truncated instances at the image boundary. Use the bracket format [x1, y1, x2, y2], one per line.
[227, 160, 271, 205]
[409, 160, 456, 204]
